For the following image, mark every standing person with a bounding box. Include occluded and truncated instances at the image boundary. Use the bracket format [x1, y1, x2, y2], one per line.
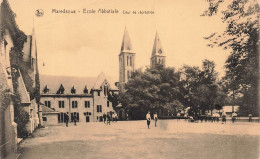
[73, 113, 77, 126]
[65, 112, 69, 127]
[232, 112, 237, 123]
[107, 113, 111, 125]
[154, 112, 158, 127]
[114, 113, 118, 122]
[177, 112, 180, 122]
[222, 111, 226, 124]
[249, 113, 253, 122]
[103, 113, 107, 124]
[112, 113, 116, 122]
[146, 111, 151, 129]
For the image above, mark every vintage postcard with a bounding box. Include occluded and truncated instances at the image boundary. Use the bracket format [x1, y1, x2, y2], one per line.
[0, 0, 259, 159]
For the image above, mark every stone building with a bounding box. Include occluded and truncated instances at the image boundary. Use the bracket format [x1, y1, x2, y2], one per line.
[42, 105, 59, 126]
[21, 27, 41, 133]
[40, 72, 119, 123]
[0, 0, 40, 158]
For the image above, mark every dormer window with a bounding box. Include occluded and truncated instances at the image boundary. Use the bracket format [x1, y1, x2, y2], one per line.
[57, 84, 65, 94]
[71, 86, 76, 94]
[83, 86, 88, 94]
[43, 85, 50, 93]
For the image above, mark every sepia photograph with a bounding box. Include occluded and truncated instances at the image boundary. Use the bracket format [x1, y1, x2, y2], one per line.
[0, 0, 259, 158]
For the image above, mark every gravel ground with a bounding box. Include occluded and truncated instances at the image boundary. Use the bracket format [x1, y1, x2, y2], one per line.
[18, 120, 260, 159]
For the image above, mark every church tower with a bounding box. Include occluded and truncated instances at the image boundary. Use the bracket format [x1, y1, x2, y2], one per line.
[119, 27, 136, 92]
[150, 31, 166, 69]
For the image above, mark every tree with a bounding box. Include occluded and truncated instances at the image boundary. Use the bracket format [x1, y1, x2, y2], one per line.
[203, 0, 259, 116]
[181, 60, 226, 114]
[119, 65, 184, 119]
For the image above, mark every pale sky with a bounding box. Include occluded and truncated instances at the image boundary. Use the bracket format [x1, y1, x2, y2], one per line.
[9, 0, 230, 80]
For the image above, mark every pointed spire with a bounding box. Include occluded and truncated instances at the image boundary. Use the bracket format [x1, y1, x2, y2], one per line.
[151, 31, 164, 57]
[121, 26, 133, 52]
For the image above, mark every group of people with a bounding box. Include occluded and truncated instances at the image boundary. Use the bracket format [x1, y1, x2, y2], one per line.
[103, 112, 118, 125]
[64, 112, 78, 127]
[146, 111, 158, 129]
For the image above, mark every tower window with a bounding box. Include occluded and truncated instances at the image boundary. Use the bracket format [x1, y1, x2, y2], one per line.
[130, 56, 132, 66]
[127, 56, 129, 66]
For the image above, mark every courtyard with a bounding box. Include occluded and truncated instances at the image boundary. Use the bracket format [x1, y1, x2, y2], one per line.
[18, 120, 259, 159]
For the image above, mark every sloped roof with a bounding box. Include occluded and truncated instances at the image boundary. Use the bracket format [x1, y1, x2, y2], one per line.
[40, 73, 118, 94]
[120, 27, 133, 53]
[41, 105, 56, 112]
[41, 105, 59, 114]
[151, 31, 165, 57]
[40, 75, 96, 94]
[17, 71, 30, 104]
[92, 72, 118, 90]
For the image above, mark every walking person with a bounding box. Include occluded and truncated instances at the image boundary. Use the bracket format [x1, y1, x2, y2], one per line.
[177, 112, 181, 122]
[114, 113, 118, 122]
[146, 111, 151, 129]
[103, 113, 107, 124]
[65, 112, 69, 127]
[232, 112, 237, 123]
[73, 113, 77, 126]
[107, 113, 111, 125]
[154, 112, 158, 127]
[249, 113, 252, 122]
[222, 111, 226, 124]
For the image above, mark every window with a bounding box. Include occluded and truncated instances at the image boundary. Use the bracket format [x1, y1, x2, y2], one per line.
[59, 101, 65, 108]
[72, 101, 78, 108]
[127, 56, 129, 66]
[43, 117, 47, 121]
[97, 91, 100, 96]
[97, 105, 102, 113]
[44, 101, 51, 108]
[58, 112, 65, 123]
[130, 56, 132, 66]
[85, 101, 90, 108]
[107, 101, 110, 107]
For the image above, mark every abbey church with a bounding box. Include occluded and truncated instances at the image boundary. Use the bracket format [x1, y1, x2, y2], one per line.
[118, 27, 166, 92]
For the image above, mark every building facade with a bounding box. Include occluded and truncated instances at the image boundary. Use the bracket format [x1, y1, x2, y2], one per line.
[40, 72, 119, 123]
[0, 0, 40, 158]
